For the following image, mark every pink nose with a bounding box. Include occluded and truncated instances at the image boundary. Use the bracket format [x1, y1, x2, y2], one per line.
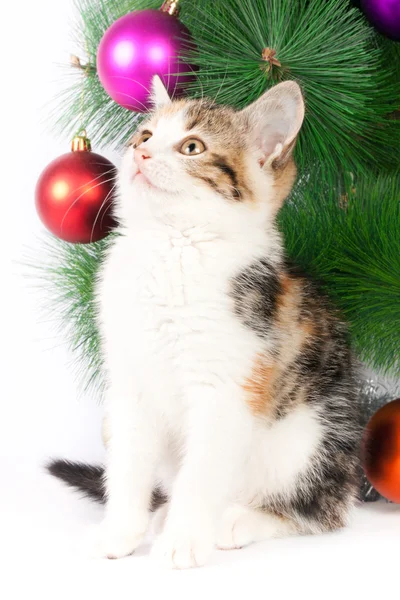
[134, 147, 151, 162]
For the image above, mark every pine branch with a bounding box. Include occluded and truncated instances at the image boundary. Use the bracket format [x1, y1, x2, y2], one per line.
[30, 235, 112, 395]
[279, 172, 400, 376]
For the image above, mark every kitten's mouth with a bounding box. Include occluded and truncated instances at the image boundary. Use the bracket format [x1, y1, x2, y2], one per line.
[133, 168, 155, 188]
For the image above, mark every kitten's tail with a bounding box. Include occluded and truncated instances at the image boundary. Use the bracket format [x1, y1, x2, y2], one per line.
[47, 459, 106, 503]
[47, 459, 167, 509]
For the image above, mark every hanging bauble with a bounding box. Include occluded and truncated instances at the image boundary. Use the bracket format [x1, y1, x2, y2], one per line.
[35, 133, 117, 244]
[361, 398, 400, 503]
[97, 0, 196, 112]
[360, 0, 400, 41]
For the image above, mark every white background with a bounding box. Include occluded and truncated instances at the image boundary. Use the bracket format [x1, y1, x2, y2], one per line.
[2, 1, 399, 598]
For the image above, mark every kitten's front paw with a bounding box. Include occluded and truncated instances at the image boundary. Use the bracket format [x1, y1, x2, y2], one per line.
[216, 505, 252, 550]
[86, 517, 148, 560]
[152, 528, 213, 569]
[152, 503, 169, 536]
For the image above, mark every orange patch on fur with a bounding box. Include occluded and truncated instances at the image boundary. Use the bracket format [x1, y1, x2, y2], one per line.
[243, 355, 278, 416]
[277, 276, 300, 326]
[277, 275, 318, 362]
[277, 275, 293, 305]
[301, 319, 315, 338]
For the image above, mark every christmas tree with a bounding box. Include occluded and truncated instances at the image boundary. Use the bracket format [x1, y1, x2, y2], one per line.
[37, 0, 400, 407]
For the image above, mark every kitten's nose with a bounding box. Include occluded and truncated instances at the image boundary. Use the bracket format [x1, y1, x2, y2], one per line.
[134, 147, 152, 162]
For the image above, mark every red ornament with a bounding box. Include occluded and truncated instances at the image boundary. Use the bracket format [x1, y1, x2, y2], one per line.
[35, 133, 117, 243]
[361, 398, 400, 503]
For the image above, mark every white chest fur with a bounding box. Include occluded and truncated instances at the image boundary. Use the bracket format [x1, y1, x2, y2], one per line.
[98, 222, 266, 392]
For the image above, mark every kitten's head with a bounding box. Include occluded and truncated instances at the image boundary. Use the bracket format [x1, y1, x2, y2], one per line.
[118, 76, 304, 227]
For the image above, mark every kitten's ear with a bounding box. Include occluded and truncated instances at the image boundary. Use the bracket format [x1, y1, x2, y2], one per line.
[240, 81, 304, 168]
[151, 75, 172, 108]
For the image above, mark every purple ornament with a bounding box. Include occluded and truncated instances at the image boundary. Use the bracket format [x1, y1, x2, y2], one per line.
[97, 9, 196, 112]
[361, 0, 400, 41]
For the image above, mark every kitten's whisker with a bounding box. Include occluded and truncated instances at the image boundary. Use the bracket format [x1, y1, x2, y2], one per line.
[100, 201, 115, 230]
[166, 52, 172, 98]
[93, 183, 118, 239]
[196, 70, 205, 101]
[110, 77, 152, 95]
[69, 168, 117, 195]
[116, 91, 151, 113]
[60, 177, 117, 231]
[112, 78, 154, 111]
[90, 182, 118, 242]
[87, 163, 118, 169]
[213, 61, 229, 105]
[100, 193, 118, 230]
[168, 53, 178, 101]
[90, 186, 114, 241]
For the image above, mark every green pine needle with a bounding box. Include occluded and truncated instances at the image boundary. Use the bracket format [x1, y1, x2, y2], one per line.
[279, 172, 400, 376]
[31, 235, 113, 395]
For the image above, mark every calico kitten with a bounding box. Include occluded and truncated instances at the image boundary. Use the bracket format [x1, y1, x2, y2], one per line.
[49, 77, 360, 569]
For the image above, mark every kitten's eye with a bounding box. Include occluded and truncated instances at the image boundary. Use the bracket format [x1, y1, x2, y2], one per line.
[179, 138, 206, 156]
[134, 131, 152, 147]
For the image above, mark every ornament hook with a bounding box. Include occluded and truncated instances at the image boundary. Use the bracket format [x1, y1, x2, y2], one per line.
[160, 0, 181, 17]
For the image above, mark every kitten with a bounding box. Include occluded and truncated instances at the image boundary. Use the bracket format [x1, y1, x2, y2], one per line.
[49, 77, 360, 569]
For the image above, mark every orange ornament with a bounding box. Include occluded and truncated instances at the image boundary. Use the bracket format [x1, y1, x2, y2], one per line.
[361, 398, 400, 503]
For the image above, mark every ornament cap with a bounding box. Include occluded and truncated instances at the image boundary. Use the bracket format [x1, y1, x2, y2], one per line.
[71, 131, 92, 152]
[160, 0, 181, 17]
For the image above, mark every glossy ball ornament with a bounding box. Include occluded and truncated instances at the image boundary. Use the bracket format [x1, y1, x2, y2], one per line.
[361, 0, 400, 41]
[97, 4, 196, 112]
[35, 134, 117, 244]
[362, 398, 400, 503]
